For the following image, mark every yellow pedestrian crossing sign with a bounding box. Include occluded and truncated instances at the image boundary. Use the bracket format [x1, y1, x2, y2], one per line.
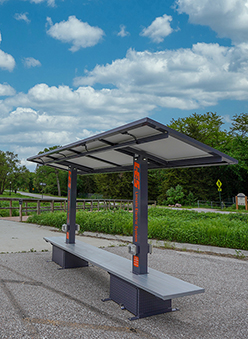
[216, 179, 222, 191]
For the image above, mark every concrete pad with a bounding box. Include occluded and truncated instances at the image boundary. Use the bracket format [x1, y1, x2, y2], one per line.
[0, 220, 127, 253]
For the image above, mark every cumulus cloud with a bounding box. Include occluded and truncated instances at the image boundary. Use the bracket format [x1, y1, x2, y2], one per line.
[23, 57, 41, 68]
[0, 106, 93, 153]
[46, 16, 105, 52]
[140, 14, 173, 43]
[0, 49, 15, 71]
[117, 25, 130, 37]
[0, 83, 15, 96]
[14, 12, 30, 23]
[74, 43, 248, 109]
[176, 0, 248, 44]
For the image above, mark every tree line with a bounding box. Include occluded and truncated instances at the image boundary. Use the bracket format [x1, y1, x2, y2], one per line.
[1, 112, 247, 204]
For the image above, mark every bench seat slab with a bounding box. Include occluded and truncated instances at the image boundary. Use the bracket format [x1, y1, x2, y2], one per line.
[44, 236, 204, 319]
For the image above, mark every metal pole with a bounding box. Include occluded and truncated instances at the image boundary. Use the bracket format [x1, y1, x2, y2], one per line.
[219, 191, 222, 209]
[132, 155, 148, 274]
[66, 167, 77, 244]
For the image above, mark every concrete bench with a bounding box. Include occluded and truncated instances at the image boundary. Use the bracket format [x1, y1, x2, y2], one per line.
[44, 236, 204, 320]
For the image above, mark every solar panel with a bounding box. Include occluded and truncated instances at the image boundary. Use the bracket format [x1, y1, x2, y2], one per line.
[27, 117, 238, 174]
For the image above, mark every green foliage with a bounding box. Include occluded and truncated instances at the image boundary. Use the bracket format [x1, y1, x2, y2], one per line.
[185, 191, 196, 205]
[28, 210, 133, 235]
[0, 150, 30, 195]
[94, 172, 133, 199]
[160, 112, 248, 201]
[166, 185, 184, 205]
[148, 208, 248, 250]
[27, 208, 248, 250]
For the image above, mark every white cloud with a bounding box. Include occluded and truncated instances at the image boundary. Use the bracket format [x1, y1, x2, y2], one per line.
[30, 0, 55, 7]
[2, 41, 248, 168]
[74, 43, 248, 109]
[0, 83, 15, 96]
[46, 16, 105, 52]
[0, 49, 15, 71]
[14, 12, 30, 23]
[23, 57, 41, 68]
[176, 0, 248, 44]
[117, 25, 130, 37]
[140, 14, 173, 43]
[0, 32, 2, 43]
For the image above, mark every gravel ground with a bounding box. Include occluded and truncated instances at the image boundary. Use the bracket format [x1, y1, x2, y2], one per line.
[0, 246, 247, 339]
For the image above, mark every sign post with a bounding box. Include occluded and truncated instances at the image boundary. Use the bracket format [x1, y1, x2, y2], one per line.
[236, 193, 248, 210]
[216, 179, 222, 209]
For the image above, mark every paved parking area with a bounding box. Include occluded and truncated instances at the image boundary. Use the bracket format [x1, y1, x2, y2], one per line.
[1, 247, 247, 338]
[0, 219, 248, 338]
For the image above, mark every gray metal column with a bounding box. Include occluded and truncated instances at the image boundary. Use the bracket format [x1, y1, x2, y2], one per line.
[66, 167, 77, 244]
[133, 155, 148, 274]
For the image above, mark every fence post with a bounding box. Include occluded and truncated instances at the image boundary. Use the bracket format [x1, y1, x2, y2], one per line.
[83, 200, 85, 211]
[51, 200, 54, 212]
[19, 200, 23, 222]
[97, 200, 99, 212]
[9, 200, 12, 217]
[197, 200, 200, 208]
[91, 200, 93, 212]
[37, 200, 40, 215]
[25, 201, 28, 216]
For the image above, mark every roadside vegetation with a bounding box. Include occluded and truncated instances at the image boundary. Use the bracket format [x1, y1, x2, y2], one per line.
[27, 208, 248, 250]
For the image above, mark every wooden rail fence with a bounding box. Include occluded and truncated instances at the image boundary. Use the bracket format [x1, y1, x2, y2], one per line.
[0, 198, 156, 222]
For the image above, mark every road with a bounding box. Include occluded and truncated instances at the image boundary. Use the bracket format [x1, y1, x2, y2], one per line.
[17, 191, 67, 200]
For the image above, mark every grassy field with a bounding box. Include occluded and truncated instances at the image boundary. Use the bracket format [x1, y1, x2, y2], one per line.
[27, 208, 248, 250]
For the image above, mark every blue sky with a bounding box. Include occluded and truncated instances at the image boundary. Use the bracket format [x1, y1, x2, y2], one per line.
[1, 0, 248, 170]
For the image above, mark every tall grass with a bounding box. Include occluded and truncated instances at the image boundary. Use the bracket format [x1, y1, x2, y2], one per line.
[27, 208, 248, 250]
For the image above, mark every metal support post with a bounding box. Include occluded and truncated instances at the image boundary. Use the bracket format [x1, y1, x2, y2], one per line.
[132, 155, 148, 274]
[66, 167, 77, 244]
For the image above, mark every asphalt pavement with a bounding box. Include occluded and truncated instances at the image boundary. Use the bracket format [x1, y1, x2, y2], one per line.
[0, 219, 247, 338]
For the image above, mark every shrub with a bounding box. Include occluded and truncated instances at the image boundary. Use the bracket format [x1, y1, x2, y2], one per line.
[166, 185, 185, 205]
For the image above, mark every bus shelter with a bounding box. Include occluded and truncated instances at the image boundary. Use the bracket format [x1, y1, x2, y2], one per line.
[27, 117, 237, 320]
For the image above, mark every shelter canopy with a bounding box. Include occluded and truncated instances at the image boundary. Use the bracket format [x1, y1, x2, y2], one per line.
[27, 117, 238, 174]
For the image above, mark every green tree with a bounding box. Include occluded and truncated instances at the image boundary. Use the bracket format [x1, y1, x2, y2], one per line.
[225, 113, 248, 195]
[160, 112, 235, 201]
[169, 112, 228, 148]
[34, 146, 66, 196]
[0, 151, 26, 195]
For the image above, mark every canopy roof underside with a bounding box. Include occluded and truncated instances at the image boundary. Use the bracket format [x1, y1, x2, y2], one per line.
[27, 117, 238, 174]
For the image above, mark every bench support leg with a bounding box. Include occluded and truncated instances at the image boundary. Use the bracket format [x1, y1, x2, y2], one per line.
[108, 274, 177, 320]
[52, 245, 88, 269]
